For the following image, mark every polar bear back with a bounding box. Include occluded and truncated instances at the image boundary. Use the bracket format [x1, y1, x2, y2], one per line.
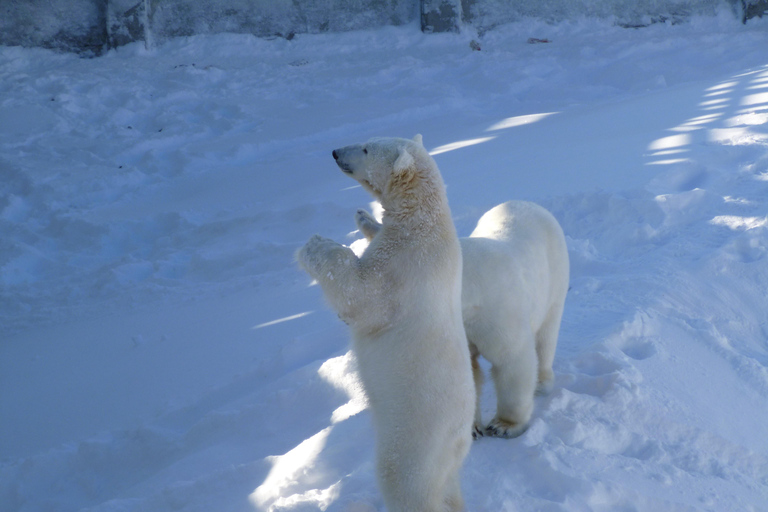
[461, 201, 569, 338]
[468, 201, 558, 243]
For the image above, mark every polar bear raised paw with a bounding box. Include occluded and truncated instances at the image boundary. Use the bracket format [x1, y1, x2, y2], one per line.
[296, 234, 353, 275]
[354, 209, 381, 241]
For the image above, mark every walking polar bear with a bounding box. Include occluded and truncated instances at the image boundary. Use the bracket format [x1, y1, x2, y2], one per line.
[356, 183, 570, 440]
[297, 135, 475, 512]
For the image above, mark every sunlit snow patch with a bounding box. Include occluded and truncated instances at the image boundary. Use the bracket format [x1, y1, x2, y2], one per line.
[708, 127, 768, 145]
[646, 133, 693, 165]
[724, 112, 768, 127]
[250, 428, 338, 511]
[698, 98, 729, 108]
[318, 350, 368, 423]
[429, 136, 496, 155]
[741, 91, 768, 107]
[648, 133, 691, 151]
[710, 215, 768, 230]
[706, 81, 738, 91]
[253, 311, 314, 329]
[485, 111, 560, 131]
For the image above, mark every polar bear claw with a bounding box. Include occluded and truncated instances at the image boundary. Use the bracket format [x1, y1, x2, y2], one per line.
[485, 417, 529, 439]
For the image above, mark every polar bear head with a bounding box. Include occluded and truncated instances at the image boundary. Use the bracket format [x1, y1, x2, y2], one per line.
[332, 135, 445, 216]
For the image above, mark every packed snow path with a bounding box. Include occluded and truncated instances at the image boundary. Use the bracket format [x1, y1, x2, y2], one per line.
[1, 14, 768, 512]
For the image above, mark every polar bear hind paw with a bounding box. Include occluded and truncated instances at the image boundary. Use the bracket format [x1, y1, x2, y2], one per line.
[535, 378, 555, 396]
[472, 423, 484, 440]
[535, 369, 555, 396]
[485, 417, 529, 439]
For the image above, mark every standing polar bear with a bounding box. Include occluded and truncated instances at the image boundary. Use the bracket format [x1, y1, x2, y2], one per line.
[356, 198, 570, 439]
[297, 135, 475, 512]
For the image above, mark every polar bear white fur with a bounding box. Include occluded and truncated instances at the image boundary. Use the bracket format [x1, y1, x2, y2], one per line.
[297, 135, 475, 512]
[356, 200, 569, 439]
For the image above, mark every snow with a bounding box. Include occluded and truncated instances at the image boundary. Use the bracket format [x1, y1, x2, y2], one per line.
[2, 11, 768, 512]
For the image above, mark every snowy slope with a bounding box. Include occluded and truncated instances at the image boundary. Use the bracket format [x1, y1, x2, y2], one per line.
[1, 11, 768, 512]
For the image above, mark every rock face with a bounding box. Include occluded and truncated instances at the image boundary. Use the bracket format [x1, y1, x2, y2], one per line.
[0, 0, 107, 55]
[146, 0, 417, 41]
[0, 0, 418, 55]
[462, 0, 735, 32]
[107, 0, 147, 49]
[421, 0, 466, 33]
[1, 1, 765, 56]
[742, 0, 768, 22]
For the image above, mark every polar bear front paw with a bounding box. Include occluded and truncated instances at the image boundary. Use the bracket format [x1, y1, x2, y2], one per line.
[297, 234, 338, 274]
[354, 209, 381, 241]
[485, 417, 529, 439]
[354, 208, 376, 224]
[472, 423, 484, 440]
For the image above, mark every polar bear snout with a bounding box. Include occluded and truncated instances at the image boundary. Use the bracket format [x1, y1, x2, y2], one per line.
[332, 145, 367, 175]
[332, 149, 353, 174]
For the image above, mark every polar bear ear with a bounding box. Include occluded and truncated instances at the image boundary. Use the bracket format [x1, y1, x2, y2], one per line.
[412, 134, 423, 146]
[394, 146, 415, 174]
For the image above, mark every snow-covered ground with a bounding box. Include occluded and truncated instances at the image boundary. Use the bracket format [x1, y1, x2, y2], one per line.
[2, 10, 768, 512]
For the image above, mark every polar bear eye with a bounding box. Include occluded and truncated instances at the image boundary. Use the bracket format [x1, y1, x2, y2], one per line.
[363, 148, 368, 155]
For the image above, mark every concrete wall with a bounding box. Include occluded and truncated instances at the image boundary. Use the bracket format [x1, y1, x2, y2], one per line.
[0, 0, 107, 54]
[0, 0, 420, 55]
[464, 0, 767, 30]
[743, 0, 768, 20]
[148, 0, 417, 41]
[0, 0, 765, 56]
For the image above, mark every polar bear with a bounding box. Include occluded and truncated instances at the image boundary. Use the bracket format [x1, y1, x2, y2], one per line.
[356, 200, 569, 439]
[297, 135, 475, 512]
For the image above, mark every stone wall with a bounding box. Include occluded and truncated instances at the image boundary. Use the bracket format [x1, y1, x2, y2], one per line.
[0, 0, 107, 54]
[463, 0, 768, 30]
[147, 0, 417, 42]
[0, 0, 420, 55]
[0, 0, 765, 56]
[742, 0, 768, 20]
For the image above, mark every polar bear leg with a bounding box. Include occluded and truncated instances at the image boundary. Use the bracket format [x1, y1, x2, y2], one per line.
[439, 435, 469, 511]
[535, 302, 565, 396]
[378, 433, 467, 512]
[443, 467, 465, 512]
[486, 331, 538, 438]
[469, 343, 485, 439]
[378, 462, 444, 512]
[354, 209, 381, 241]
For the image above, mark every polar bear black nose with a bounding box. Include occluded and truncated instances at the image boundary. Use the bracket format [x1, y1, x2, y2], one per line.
[332, 150, 339, 160]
